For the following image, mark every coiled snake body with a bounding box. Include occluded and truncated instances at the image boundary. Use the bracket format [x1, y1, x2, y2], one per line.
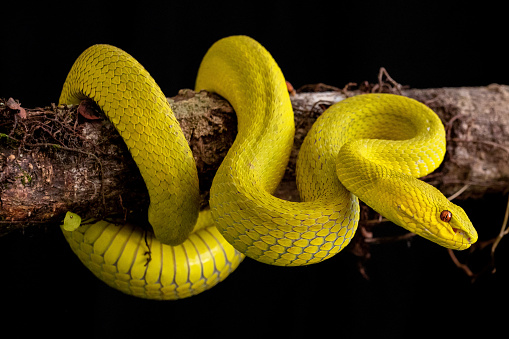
[60, 36, 477, 300]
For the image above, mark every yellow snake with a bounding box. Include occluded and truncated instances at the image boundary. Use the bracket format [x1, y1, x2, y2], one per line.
[59, 35, 478, 300]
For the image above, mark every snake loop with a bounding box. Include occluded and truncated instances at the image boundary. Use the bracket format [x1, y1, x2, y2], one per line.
[60, 35, 477, 300]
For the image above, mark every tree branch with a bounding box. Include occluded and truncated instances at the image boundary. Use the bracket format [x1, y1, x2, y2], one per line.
[1, 84, 509, 235]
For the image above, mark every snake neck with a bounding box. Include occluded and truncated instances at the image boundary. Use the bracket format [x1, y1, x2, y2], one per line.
[336, 140, 434, 223]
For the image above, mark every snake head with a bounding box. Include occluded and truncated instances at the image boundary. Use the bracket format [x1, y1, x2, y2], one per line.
[429, 200, 477, 250]
[379, 178, 477, 250]
[391, 180, 478, 250]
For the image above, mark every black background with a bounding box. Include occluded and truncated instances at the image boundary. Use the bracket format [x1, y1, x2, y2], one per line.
[2, 2, 508, 337]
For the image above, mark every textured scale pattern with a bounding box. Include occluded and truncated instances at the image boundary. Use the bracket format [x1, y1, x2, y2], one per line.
[59, 44, 199, 246]
[59, 44, 244, 300]
[59, 36, 477, 300]
[196, 37, 357, 266]
[61, 215, 243, 300]
[319, 95, 476, 249]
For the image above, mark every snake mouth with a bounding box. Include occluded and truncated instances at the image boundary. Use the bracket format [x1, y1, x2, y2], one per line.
[453, 227, 472, 244]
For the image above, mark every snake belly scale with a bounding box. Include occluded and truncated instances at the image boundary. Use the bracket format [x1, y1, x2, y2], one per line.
[60, 36, 477, 300]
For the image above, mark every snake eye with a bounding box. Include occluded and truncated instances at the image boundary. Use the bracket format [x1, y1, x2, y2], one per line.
[440, 210, 452, 223]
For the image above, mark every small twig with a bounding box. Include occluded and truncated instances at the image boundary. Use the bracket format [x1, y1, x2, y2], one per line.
[372, 67, 404, 95]
[118, 194, 128, 222]
[448, 194, 509, 280]
[364, 232, 416, 245]
[447, 184, 470, 201]
[341, 82, 358, 97]
[444, 113, 468, 141]
[491, 194, 509, 260]
[364, 216, 389, 225]
[9, 114, 19, 138]
[451, 138, 509, 154]
[441, 178, 507, 189]
[448, 249, 475, 278]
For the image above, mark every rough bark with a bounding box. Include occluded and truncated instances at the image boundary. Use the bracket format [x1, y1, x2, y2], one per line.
[1, 85, 508, 235]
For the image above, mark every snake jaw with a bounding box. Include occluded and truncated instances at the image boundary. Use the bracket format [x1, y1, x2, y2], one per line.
[432, 210, 477, 249]
[444, 210, 478, 249]
[453, 228, 471, 244]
